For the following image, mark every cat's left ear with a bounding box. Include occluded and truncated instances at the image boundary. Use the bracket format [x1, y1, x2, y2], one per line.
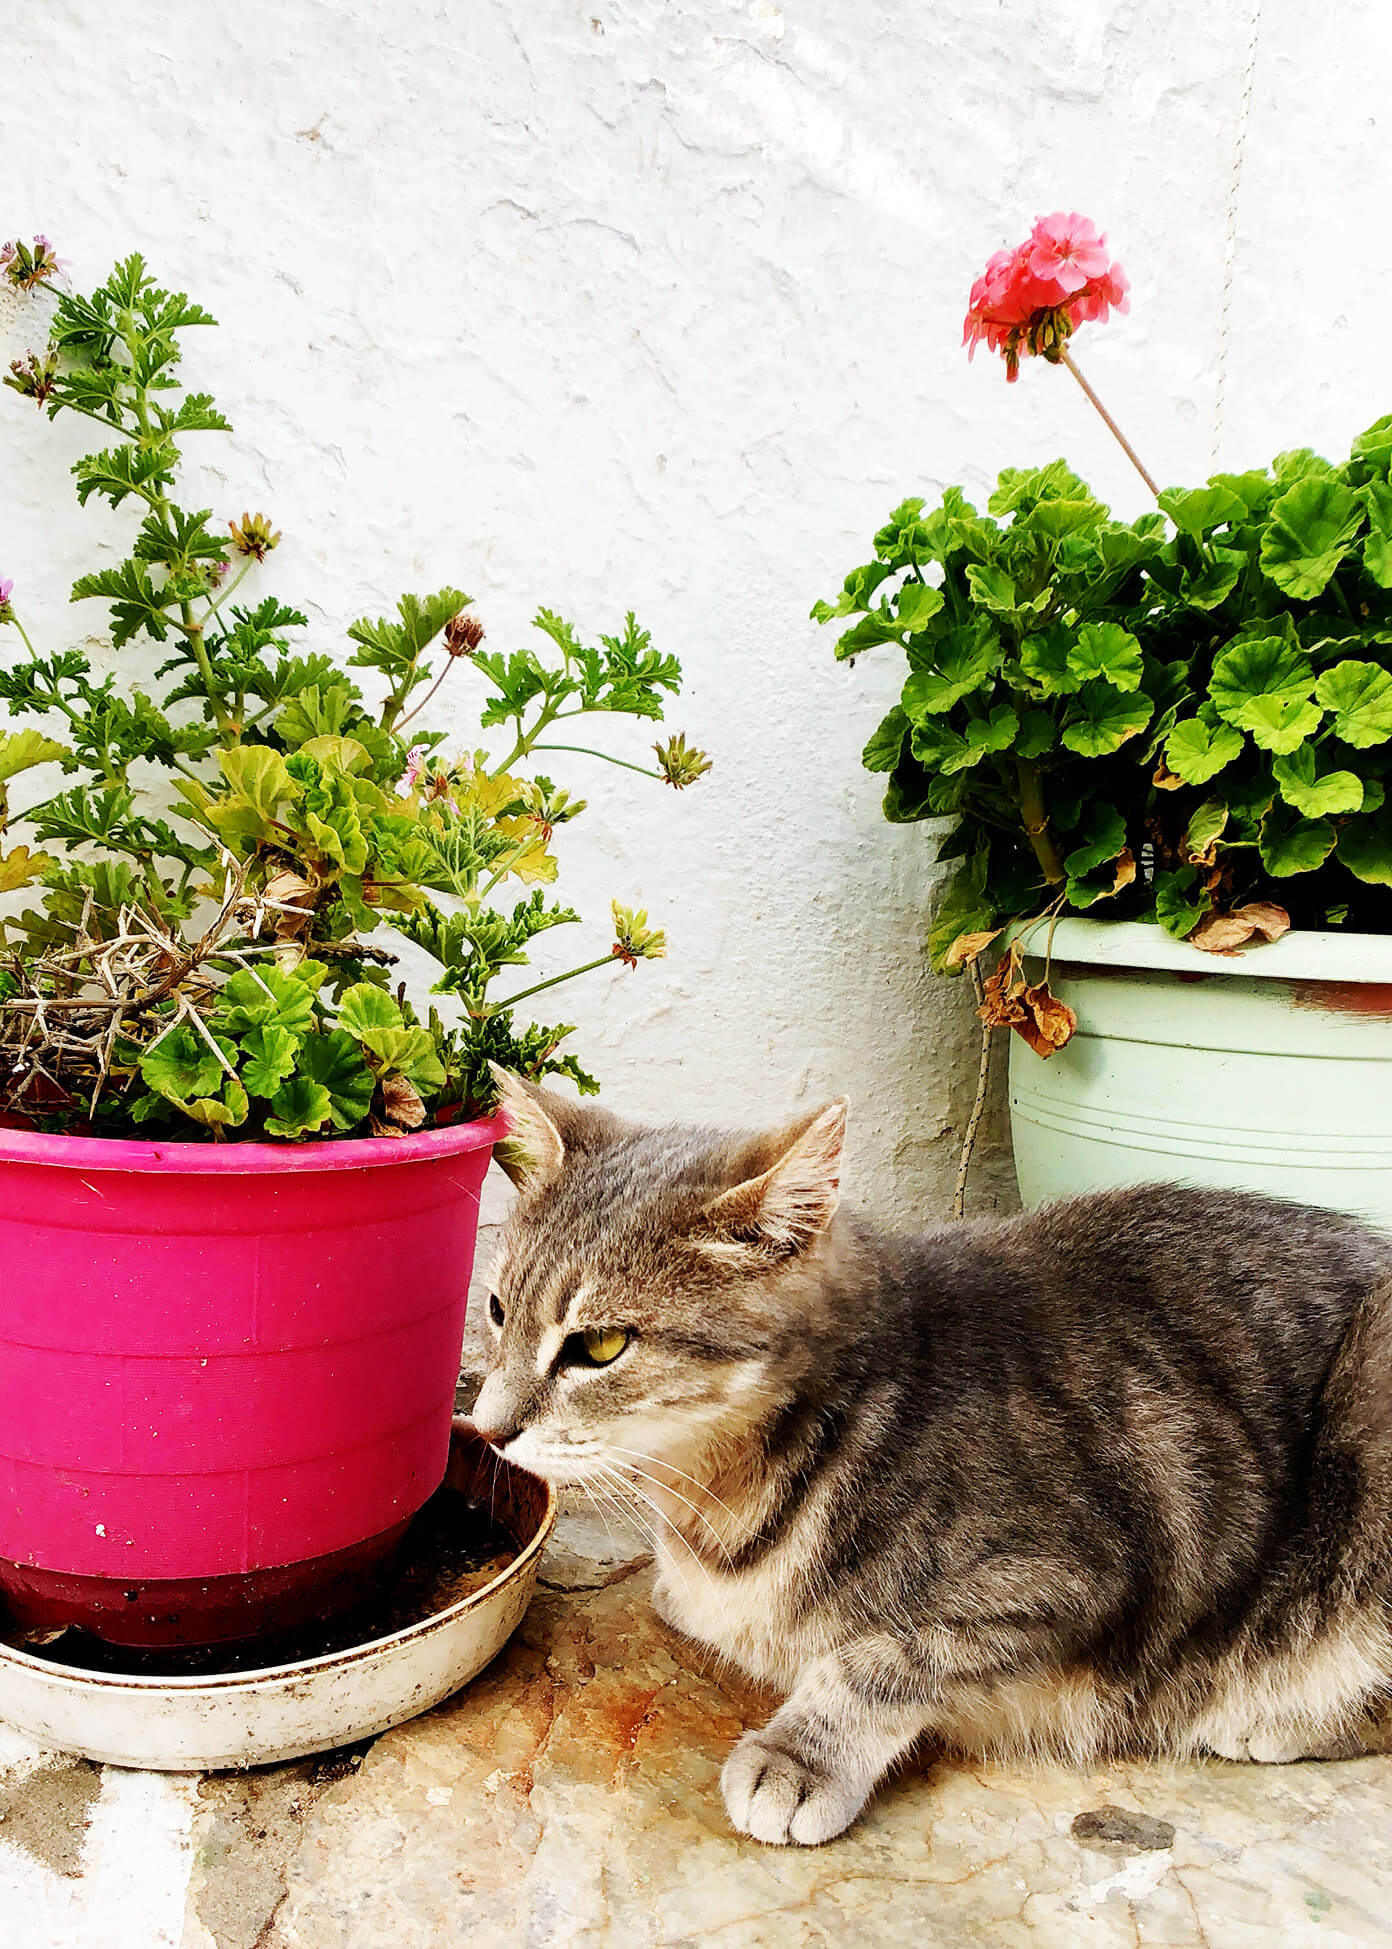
[488, 1065, 627, 1192]
[694, 1100, 848, 1265]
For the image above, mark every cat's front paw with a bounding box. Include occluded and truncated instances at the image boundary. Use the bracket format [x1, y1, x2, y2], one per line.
[721, 1730, 866, 1846]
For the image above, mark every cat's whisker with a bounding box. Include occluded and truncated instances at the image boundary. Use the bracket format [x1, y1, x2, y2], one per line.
[604, 1442, 745, 1530]
[607, 1454, 736, 1568]
[598, 1459, 720, 1607]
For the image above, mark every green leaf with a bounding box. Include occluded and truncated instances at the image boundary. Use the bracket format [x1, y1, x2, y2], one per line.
[1015, 709, 1054, 759]
[1184, 797, 1229, 859]
[298, 1030, 376, 1130]
[1351, 415, 1392, 473]
[264, 1075, 334, 1139]
[1068, 622, 1144, 693]
[1271, 746, 1365, 817]
[810, 559, 895, 623]
[1313, 660, 1392, 748]
[895, 582, 945, 632]
[1259, 801, 1337, 877]
[1337, 808, 1392, 884]
[216, 966, 317, 1038]
[927, 850, 994, 974]
[139, 1023, 227, 1103]
[1209, 636, 1320, 752]
[217, 745, 295, 821]
[902, 628, 995, 716]
[0, 728, 67, 783]
[70, 562, 172, 648]
[1258, 477, 1363, 598]
[1153, 867, 1210, 939]
[862, 707, 909, 773]
[1158, 483, 1248, 538]
[1181, 546, 1245, 611]
[1165, 712, 1245, 786]
[240, 1024, 301, 1097]
[909, 719, 973, 774]
[1062, 805, 1127, 878]
[1060, 681, 1152, 757]
[963, 704, 1019, 760]
[964, 564, 1017, 614]
[1019, 626, 1079, 697]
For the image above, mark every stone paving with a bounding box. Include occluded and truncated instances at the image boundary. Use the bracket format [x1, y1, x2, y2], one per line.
[3, 1251, 1392, 1946]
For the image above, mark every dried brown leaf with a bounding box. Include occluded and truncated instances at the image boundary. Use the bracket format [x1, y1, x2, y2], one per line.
[1152, 757, 1186, 791]
[379, 1074, 427, 1130]
[1232, 900, 1291, 944]
[945, 927, 1003, 970]
[1015, 980, 1078, 1057]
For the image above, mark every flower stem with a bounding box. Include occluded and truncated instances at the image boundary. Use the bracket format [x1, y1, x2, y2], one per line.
[396, 660, 454, 734]
[487, 952, 618, 1015]
[1060, 349, 1159, 501]
[531, 743, 664, 781]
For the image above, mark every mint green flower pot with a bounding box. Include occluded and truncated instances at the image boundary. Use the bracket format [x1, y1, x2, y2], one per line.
[1008, 920, 1392, 1231]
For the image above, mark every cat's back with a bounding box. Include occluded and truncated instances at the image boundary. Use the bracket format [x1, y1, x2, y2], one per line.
[894, 1184, 1392, 1406]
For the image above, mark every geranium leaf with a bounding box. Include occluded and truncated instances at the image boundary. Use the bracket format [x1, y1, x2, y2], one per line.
[1337, 807, 1392, 884]
[1067, 622, 1144, 693]
[1060, 681, 1152, 756]
[1153, 867, 1210, 939]
[240, 1023, 301, 1097]
[1313, 660, 1392, 748]
[861, 707, 909, 773]
[1258, 477, 1363, 599]
[264, 1075, 334, 1139]
[0, 728, 67, 783]
[1271, 746, 1365, 817]
[1209, 636, 1321, 752]
[298, 1030, 375, 1131]
[1165, 712, 1244, 786]
[1259, 801, 1337, 876]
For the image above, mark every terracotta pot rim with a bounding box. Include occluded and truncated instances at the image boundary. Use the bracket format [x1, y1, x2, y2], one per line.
[0, 1109, 506, 1175]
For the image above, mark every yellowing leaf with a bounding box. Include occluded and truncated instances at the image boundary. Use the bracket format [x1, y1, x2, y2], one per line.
[0, 845, 54, 892]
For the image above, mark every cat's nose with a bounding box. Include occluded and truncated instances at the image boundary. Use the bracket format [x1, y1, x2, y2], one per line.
[472, 1413, 521, 1450]
[471, 1375, 520, 1449]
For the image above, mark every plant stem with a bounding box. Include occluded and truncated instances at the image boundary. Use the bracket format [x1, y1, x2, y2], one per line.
[531, 743, 664, 781]
[952, 958, 992, 1222]
[8, 614, 39, 658]
[1060, 349, 1160, 501]
[396, 659, 454, 734]
[1016, 759, 1065, 884]
[488, 952, 616, 1015]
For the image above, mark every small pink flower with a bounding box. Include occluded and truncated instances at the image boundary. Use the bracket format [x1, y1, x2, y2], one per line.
[402, 745, 428, 792]
[1028, 212, 1111, 294]
[0, 578, 13, 624]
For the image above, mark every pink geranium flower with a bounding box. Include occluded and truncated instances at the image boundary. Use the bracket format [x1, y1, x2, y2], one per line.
[1027, 212, 1111, 294]
[963, 211, 1127, 382]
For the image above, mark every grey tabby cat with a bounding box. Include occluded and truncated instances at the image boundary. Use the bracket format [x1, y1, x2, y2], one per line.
[472, 1070, 1392, 1846]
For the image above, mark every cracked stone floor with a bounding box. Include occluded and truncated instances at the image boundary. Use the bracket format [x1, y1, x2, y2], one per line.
[3, 1258, 1392, 1947]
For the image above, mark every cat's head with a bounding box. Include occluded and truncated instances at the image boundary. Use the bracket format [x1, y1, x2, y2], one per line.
[470, 1069, 849, 1489]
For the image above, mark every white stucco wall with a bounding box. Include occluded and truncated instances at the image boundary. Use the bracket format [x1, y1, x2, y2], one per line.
[3, 0, 1389, 1224]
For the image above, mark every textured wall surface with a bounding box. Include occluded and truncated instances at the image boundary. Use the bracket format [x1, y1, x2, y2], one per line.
[3, 0, 1388, 1224]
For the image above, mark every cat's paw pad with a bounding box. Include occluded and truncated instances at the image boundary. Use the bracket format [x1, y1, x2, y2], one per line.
[721, 1732, 864, 1846]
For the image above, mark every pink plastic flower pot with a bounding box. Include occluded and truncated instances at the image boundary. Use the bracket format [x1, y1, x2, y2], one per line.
[0, 1114, 502, 1648]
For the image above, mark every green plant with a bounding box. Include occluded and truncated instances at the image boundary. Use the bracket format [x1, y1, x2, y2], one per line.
[820, 216, 1392, 1055]
[0, 244, 708, 1139]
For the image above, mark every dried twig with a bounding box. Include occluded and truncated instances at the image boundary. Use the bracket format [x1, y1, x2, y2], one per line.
[952, 959, 993, 1222]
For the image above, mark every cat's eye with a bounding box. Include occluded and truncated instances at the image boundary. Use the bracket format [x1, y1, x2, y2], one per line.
[488, 1291, 505, 1328]
[565, 1325, 630, 1367]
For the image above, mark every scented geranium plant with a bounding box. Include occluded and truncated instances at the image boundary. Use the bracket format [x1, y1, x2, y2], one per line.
[0, 244, 708, 1138]
[818, 212, 1392, 1053]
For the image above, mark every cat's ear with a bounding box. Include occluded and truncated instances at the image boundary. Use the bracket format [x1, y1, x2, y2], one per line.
[488, 1065, 626, 1191]
[694, 1100, 848, 1265]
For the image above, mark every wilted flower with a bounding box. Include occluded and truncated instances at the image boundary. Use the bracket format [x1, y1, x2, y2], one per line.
[443, 611, 485, 657]
[4, 348, 59, 407]
[653, 731, 712, 789]
[1, 236, 62, 292]
[227, 511, 281, 560]
[963, 212, 1128, 383]
[610, 901, 667, 968]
